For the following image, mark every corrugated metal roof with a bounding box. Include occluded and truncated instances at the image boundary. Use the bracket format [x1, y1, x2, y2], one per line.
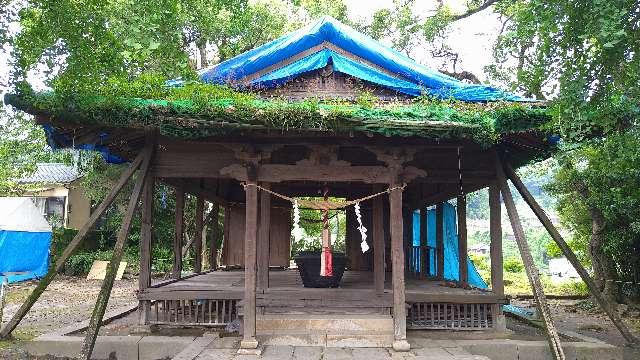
[18, 163, 80, 184]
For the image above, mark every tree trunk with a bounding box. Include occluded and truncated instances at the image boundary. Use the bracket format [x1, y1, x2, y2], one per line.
[589, 207, 620, 303]
[198, 42, 207, 69]
[574, 179, 620, 302]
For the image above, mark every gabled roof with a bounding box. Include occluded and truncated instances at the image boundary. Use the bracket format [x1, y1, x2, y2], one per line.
[196, 16, 521, 102]
[18, 163, 80, 184]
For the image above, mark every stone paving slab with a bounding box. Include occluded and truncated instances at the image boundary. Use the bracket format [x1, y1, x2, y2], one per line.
[191, 344, 487, 360]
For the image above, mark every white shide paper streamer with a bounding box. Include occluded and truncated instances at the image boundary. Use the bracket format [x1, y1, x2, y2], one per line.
[354, 202, 369, 253]
[292, 199, 303, 242]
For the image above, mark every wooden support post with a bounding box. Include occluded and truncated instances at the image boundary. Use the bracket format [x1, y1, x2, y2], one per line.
[173, 188, 184, 279]
[79, 135, 154, 359]
[489, 183, 504, 295]
[457, 195, 468, 287]
[138, 174, 154, 326]
[496, 159, 565, 360]
[504, 162, 639, 345]
[209, 202, 220, 270]
[419, 208, 428, 279]
[194, 196, 204, 273]
[257, 184, 271, 291]
[389, 182, 409, 351]
[240, 179, 259, 353]
[373, 189, 385, 295]
[0, 153, 144, 339]
[489, 183, 505, 330]
[436, 203, 444, 280]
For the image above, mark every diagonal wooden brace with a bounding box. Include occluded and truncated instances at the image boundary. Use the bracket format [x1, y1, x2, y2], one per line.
[0, 152, 144, 340]
[503, 160, 639, 346]
[495, 156, 566, 360]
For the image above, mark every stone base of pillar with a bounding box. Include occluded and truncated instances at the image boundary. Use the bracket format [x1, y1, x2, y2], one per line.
[238, 339, 262, 355]
[137, 300, 150, 326]
[494, 314, 507, 332]
[392, 339, 410, 352]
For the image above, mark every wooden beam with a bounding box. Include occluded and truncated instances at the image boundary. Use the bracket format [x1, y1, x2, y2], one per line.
[138, 174, 154, 326]
[489, 183, 504, 296]
[173, 188, 185, 279]
[241, 179, 259, 350]
[419, 208, 428, 279]
[220, 163, 426, 184]
[160, 178, 229, 206]
[79, 132, 154, 359]
[457, 195, 468, 287]
[504, 162, 639, 345]
[194, 196, 204, 273]
[209, 202, 220, 270]
[0, 152, 144, 339]
[435, 203, 444, 280]
[496, 158, 565, 360]
[373, 187, 385, 295]
[389, 182, 409, 351]
[257, 184, 271, 291]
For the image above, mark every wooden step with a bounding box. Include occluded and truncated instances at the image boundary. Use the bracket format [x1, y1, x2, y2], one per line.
[257, 314, 393, 334]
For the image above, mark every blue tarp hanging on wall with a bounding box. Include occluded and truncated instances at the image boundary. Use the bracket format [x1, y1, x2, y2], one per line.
[412, 203, 488, 289]
[0, 198, 53, 284]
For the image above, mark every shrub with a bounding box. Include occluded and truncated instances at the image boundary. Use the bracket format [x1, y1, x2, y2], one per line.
[504, 257, 525, 273]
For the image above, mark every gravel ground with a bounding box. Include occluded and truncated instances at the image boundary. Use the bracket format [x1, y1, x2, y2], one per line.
[0, 276, 137, 359]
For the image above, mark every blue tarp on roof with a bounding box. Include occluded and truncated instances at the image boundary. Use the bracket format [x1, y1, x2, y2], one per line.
[197, 16, 521, 102]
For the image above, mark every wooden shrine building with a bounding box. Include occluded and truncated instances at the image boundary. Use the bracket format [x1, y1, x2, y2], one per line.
[6, 16, 636, 360]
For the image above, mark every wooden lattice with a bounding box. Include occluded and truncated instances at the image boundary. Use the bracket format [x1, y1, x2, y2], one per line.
[407, 302, 494, 330]
[149, 299, 239, 326]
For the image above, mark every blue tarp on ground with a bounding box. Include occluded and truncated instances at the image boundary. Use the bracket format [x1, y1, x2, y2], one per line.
[412, 202, 488, 289]
[0, 198, 53, 284]
[197, 16, 523, 102]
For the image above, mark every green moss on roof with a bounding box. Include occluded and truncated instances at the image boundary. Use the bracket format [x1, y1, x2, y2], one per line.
[5, 80, 551, 147]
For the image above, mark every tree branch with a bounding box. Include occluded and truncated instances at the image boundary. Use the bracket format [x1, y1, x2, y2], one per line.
[450, 0, 501, 21]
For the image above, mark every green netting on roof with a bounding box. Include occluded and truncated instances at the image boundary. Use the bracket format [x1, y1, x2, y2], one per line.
[4, 82, 551, 147]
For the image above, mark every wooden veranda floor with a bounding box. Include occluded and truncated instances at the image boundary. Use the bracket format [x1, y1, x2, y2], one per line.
[142, 270, 505, 304]
[138, 270, 507, 329]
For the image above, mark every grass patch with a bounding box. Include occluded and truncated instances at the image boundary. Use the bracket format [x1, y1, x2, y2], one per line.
[5, 287, 32, 304]
[0, 327, 39, 350]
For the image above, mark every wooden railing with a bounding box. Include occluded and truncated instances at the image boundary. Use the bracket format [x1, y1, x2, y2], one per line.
[408, 245, 434, 279]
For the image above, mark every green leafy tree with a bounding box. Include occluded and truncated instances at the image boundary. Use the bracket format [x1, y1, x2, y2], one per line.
[0, 107, 71, 194]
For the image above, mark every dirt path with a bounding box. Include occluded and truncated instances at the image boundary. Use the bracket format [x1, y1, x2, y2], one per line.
[0, 276, 137, 358]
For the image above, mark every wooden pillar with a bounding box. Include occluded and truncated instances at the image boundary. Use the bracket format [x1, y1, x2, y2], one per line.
[389, 183, 409, 351]
[138, 175, 154, 325]
[488, 183, 505, 330]
[0, 153, 144, 339]
[489, 184, 503, 295]
[373, 191, 385, 295]
[419, 208, 428, 279]
[457, 195, 468, 287]
[504, 162, 639, 345]
[240, 180, 259, 352]
[496, 159, 565, 360]
[435, 203, 444, 280]
[194, 196, 204, 273]
[257, 184, 271, 291]
[209, 202, 220, 270]
[173, 188, 184, 279]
